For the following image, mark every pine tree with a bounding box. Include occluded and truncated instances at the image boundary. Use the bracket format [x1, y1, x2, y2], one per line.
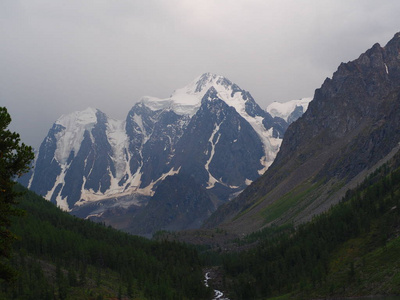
[0, 107, 34, 282]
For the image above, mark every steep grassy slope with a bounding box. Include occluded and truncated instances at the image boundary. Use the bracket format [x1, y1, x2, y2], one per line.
[0, 185, 211, 300]
[216, 150, 400, 299]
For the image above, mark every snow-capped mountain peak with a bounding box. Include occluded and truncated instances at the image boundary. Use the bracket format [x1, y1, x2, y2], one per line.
[56, 106, 98, 128]
[189, 72, 237, 94]
[26, 73, 310, 235]
[267, 98, 312, 122]
[138, 73, 242, 117]
[54, 107, 100, 164]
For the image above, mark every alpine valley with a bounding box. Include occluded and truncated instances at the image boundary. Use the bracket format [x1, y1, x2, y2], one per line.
[21, 73, 310, 236]
[8, 32, 400, 300]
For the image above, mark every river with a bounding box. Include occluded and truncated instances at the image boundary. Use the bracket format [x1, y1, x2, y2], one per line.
[204, 272, 229, 300]
[343, 297, 400, 300]
[203, 273, 400, 300]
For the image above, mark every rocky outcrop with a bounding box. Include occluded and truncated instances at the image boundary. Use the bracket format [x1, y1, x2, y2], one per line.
[127, 174, 215, 234]
[23, 73, 308, 235]
[205, 32, 400, 233]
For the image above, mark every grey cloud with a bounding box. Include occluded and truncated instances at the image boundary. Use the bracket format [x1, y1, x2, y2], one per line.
[1, 0, 400, 149]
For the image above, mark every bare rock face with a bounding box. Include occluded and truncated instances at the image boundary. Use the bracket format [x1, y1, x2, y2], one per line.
[23, 73, 306, 235]
[205, 32, 400, 232]
[282, 33, 400, 181]
[126, 174, 215, 234]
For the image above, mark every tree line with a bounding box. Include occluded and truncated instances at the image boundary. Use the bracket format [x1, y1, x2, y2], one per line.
[0, 106, 211, 299]
[216, 154, 400, 299]
[0, 184, 211, 299]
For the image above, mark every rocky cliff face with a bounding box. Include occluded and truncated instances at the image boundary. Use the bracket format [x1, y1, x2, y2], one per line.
[126, 174, 216, 235]
[171, 87, 266, 200]
[24, 73, 308, 235]
[205, 32, 400, 233]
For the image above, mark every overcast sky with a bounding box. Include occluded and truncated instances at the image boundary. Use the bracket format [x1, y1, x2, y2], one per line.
[2, 0, 400, 149]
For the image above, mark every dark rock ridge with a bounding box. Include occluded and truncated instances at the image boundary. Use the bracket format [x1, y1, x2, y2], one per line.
[205, 32, 400, 233]
[126, 174, 215, 235]
[171, 87, 265, 200]
[22, 73, 309, 235]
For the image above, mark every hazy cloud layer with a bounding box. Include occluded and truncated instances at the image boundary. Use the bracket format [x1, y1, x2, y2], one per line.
[1, 0, 400, 148]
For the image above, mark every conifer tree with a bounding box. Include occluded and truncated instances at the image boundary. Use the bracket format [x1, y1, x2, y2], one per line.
[0, 107, 34, 281]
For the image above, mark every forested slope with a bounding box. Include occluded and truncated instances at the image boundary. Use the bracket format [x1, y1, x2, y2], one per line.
[0, 185, 211, 300]
[214, 150, 400, 299]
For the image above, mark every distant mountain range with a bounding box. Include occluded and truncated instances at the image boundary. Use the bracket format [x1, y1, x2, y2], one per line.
[22, 73, 310, 235]
[13, 31, 400, 300]
[204, 32, 400, 234]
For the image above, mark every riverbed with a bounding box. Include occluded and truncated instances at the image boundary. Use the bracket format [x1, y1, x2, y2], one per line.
[204, 271, 229, 300]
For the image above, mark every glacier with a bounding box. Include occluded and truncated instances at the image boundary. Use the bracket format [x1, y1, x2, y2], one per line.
[27, 73, 311, 222]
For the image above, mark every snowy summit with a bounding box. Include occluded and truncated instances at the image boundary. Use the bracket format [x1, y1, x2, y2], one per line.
[27, 73, 311, 222]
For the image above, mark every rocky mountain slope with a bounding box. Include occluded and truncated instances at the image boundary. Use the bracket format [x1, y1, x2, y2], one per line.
[205, 32, 400, 234]
[24, 73, 309, 235]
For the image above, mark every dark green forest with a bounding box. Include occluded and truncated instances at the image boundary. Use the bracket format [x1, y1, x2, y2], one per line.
[5, 155, 400, 299]
[0, 184, 211, 300]
[212, 154, 400, 299]
[4, 157, 400, 299]
[3, 131, 400, 300]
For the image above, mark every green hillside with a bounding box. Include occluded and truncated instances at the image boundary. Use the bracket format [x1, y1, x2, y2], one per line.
[0, 185, 211, 300]
[212, 151, 400, 299]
